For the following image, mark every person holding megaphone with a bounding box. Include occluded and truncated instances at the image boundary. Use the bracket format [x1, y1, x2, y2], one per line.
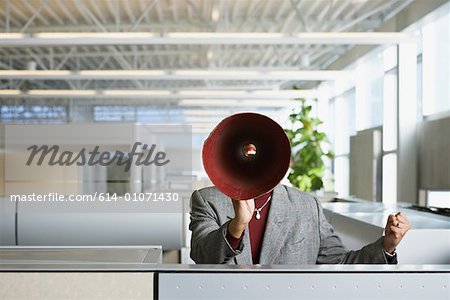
[189, 113, 410, 265]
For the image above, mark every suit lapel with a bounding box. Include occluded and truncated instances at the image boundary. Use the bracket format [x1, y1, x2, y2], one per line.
[258, 184, 289, 264]
[235, 225, 253, 264]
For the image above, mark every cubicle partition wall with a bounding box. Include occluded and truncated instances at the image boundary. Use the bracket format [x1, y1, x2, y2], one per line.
[1, 261, 449, 300]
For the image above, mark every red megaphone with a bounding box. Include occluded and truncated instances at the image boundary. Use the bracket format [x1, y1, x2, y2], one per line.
[202, 113, 291, 200]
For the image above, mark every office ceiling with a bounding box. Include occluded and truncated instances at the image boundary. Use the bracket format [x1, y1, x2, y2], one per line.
[0, 0, 412, 92]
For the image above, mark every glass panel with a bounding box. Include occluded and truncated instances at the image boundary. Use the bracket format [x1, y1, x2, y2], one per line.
[355, 51, 384, 131]
[422, 10, 450, 115]
[333, 90, 356, 156]
[428, 191, 450, 208]
[382, 153, 397, 206]
[417, 56, 423, 117]
[383, 70, 398, 151]
[334, 156, 349, 197]
[93, 106, 136, 122]
[383, 46, 398, 72]
[0, 105, 67, 123]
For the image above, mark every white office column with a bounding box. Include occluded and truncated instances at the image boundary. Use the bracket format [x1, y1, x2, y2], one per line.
[397, 43, 419, 204]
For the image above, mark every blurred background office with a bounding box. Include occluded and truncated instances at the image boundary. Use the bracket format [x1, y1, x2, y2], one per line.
[0, 0, 449, 264]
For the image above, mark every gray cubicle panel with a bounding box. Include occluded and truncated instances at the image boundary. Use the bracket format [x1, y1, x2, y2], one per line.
[158, 272, 450, 300]
[0, 246, 162, 264]
[156, 265, 450, 300]
[17, 210, 182, 250]
[0, 196, 15, 245]
[1, 262, 449, 300]
[419, 115, 450, 190]
[0, 246, 162, 299]
[0, 198, 183, 250]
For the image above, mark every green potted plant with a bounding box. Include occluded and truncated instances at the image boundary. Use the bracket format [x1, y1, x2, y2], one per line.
[285, 97, 333, 192]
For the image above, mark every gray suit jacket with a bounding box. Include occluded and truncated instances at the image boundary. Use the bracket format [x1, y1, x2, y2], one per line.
[189, 184, 389, 264]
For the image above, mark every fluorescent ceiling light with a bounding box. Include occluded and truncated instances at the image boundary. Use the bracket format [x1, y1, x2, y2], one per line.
[181, 85, 282, 90]
[0, 89, 316, 99]
[251, 90, 317, 97]
[0, 32, 417, 47]
[183, 109, 280, 116]
[265, 70, 343, 80]
[211, 7, 220, 22]
[27, 89, 96, 96]
[172, 70, 342, 80]
[102, 89, 171, 96]
[165, 32, 284, 39]
[0, 69, 345, 81]
[0, 33, 25, 39]
[173, 70, 260, 76]
[183, 110, 231, 116]
[178, 90, 251, 97]
[78, 70, 166, 76]
[178, 89, 316, 98]
[185, 117, 222, 123]
[34, 32, 156, 39]
[0, 89, 21, 95]
[0, 70, 71, 77]
[179, 99, 295, 107]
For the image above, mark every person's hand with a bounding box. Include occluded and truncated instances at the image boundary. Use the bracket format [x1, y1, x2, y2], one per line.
[228, 198, 254, 238]
[383, 212, 411, 253]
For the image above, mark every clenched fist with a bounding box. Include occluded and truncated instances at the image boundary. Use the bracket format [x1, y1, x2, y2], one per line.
[383, 212, 411, 254]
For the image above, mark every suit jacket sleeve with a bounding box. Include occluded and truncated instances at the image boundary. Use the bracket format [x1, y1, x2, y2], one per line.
[314, 198, 389, 264]
[189, 190, 242, 264]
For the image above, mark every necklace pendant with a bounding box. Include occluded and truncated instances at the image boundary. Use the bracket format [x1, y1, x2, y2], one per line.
[255, 210, 261, 220]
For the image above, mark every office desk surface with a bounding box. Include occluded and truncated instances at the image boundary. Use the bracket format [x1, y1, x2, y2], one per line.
[0, 246, 162, 269]
[321, 202, 450, 229]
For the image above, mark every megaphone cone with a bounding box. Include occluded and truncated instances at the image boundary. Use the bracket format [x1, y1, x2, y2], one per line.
[202, 113, 291, 200]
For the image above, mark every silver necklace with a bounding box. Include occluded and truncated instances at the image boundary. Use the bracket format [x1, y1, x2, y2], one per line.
[254, 196, 271, 220]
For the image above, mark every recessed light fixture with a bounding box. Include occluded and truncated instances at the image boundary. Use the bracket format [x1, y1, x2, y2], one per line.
[0, 89, 21, 95]
[27, 90, 96, 96]
[0, 69, 347, 81]
[179, 99, 295, 107]
[0, 32, 417, 47]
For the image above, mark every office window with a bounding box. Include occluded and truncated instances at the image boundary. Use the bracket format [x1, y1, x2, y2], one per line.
[382, 66, 398, 205]
[328, 46, 400, 199]
[334, 156, 350, 197]
[427, 191, 450, 209]
[137, 108, 182, 123]
[0, 105, 67, 123]
[417, 54, 423, 117]
[421, 9, 450, 116]
[355, 51, 384, 131]
[93, 106, 136, 122]
[331, 90, 355, 197]
[382, 153, 397, 206]
[382, 68, 398, 152]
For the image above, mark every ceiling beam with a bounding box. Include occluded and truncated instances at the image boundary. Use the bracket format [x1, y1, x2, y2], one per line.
[129, 0, 159, 31]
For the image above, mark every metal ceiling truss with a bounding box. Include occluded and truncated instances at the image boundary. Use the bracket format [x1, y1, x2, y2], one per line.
[0, 0, 414, 121]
